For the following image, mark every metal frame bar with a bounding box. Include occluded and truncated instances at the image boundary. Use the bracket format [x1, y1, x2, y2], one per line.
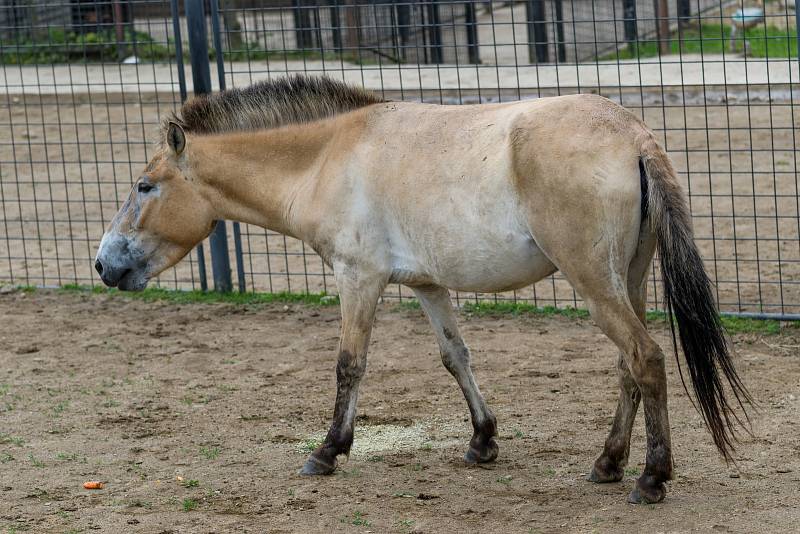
[185, 0, 232, 293]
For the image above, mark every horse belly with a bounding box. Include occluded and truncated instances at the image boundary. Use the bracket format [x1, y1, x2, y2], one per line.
[440, 236, 556, 293]
[390, 227, 556, 293]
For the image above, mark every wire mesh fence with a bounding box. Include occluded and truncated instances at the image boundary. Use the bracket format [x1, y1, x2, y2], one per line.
[1, 0, 799, 319]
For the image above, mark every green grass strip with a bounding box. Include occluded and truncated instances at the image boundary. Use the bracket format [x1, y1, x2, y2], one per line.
[604, 23, 798, 60]
[57, 283, 339, 307]
[1, 283, 794, 335]
[460, 300, 788, 335]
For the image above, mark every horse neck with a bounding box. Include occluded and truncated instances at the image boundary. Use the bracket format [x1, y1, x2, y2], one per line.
[187, 123, 336, 240]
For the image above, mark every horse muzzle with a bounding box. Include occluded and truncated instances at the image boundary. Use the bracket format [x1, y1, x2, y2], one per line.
[94, 260, 148, 291]
[95, 232, 149, 291]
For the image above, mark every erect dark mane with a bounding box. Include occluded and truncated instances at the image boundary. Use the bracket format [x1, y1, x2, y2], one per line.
[163, 75, 383, 137]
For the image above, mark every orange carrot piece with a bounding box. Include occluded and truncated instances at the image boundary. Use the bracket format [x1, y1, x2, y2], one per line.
[83, 481, 104, 490]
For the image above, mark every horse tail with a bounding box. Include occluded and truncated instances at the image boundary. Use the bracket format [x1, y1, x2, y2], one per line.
[638, 133, 752, 461]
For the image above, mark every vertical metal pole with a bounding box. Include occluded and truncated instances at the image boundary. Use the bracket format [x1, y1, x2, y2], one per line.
[113, 0, 126, 61]
[209, 0, 246, 293]
[677, 0, 691, 28]
[426, 0, 443, 64]
[654, 0, 670, 55]
[796, 6, 800, 63]
[171, 0, 188, 102]
[397, 1, 410, 62]
[210, 0, 226, 85]
[465, 1, 480, 65]
[186, 0, 233, 293]
[330, 2, 342, 53]
[525, 0, 548, 64]
[553, 0, 566, 63]
[294, 0, 313, 50]
[344, 0, 359, 62]
[171, 0, 206, 291]
[623, 0, 637, 55]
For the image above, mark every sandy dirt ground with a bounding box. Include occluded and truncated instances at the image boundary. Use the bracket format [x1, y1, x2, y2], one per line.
[0, 289, 798, 533]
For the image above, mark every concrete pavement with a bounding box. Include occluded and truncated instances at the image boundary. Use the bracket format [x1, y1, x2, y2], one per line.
[2, 55, 799, 98]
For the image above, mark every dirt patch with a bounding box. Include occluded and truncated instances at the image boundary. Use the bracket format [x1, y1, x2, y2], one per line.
[0, 290, 798, 533]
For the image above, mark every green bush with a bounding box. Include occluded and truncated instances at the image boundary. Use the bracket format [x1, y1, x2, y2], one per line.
[1, 28, 379, 65]
[0, 28, 174, 65]
[605, 23, 797, 60]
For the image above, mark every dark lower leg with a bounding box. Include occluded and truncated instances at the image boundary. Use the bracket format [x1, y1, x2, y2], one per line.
[590, 353, 641, 483]
[300, 349, 364, 474]
[300, 271, 383, 476]
[628, 369, 673, 504]
[413, 286, 498, 464]
[444, 345, 499, 463]
[591, 283, 649, 484]
[583, 292, 672, 504]
[622, 242, 671, 501]
[464, 397, 498, 463]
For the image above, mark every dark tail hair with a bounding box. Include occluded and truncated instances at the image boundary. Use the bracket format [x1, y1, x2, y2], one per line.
[639, 134, 752, 461]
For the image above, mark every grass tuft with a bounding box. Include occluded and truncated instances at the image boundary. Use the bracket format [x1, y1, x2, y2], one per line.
[341, 510, 370, 527]
[0, 433, 24, 446]
[301, 438, 322, 453]
[199, 446, 220, 460]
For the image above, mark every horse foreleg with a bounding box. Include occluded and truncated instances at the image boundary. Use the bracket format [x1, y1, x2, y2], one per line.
[412, 285, 499, 464]
[300, 267, 386, 475]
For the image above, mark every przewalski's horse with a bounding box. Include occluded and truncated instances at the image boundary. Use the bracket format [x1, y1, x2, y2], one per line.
[95, 75, 750, 504]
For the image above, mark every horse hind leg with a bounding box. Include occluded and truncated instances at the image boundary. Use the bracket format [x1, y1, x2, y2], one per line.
[588, 279, 647, 483]
[412, 285, 499, 463]
[588, 350, 641, 484]
[583, 285, 673, 503]
[519, 195, 671, 501]
[589, 229, 655, 484]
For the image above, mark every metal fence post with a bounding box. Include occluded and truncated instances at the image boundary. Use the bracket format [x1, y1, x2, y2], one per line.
[654, 0, 670, 55]
[425, 0, 443, 64]
[796, 4, 800, 62]
[553, 0, 566, 63]
[465, 2, 480, 64]
[396, 1, 411, 62]
[209, 0, 246, 293]
[294, 0, 314, 50]
[330, 2, 343, 53]
[622, 0, 638, 55]
[677, 0, 691, 28]
[525, 0, 549, 64]
[171, 0, 207, 291]
[186, 0, 233, 293]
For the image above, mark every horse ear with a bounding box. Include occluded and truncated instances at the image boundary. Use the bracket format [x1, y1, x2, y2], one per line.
[167, 121, 186, 156]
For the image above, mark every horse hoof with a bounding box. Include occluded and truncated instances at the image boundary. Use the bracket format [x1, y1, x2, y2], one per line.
[464, 437, 499, 464]
[627, 476, 666, 504]
[299, 455, 337, 476]
[588, 458, 624, 483]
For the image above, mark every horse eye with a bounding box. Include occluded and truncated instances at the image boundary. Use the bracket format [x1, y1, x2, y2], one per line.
[137, 182, 154, 194]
